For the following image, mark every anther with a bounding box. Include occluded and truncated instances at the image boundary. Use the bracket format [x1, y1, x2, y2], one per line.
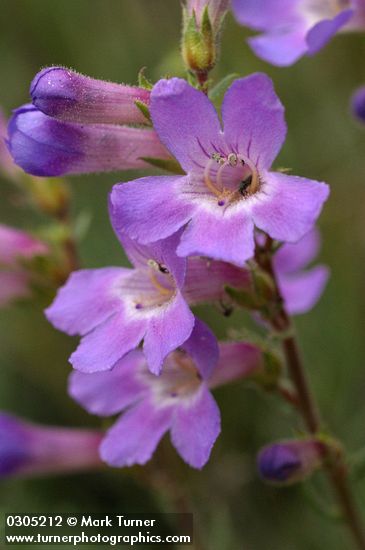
[147, 259, 159, 270]
[211, 152, 225, 164]
[227, 153, 238, 167]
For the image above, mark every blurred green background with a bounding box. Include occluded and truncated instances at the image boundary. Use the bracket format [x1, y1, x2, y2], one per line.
[1, 1, 365, 548]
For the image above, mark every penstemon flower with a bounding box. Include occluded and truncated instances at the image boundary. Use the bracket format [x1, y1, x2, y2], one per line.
[0, 412, 103, 478]
[0, 224, 48, 307]
[45, 227, 327, 381]
[231, 0, 365, 66]
[110, 74, 329, 266]
[46, 230, 206, 375]
[69, 324, 262, 469]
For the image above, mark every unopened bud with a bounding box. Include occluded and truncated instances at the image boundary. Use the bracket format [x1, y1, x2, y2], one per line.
[257, 438, 325, 485]
[182, 0, 228, 75]
[351, 85, 365, 124]
[0, 412, 103, 478]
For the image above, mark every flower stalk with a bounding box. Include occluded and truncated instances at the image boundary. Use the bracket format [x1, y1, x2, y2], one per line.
[255, 235, 365, 550]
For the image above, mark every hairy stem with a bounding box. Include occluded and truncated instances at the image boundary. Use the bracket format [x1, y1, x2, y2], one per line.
[256, 236, 365, 550]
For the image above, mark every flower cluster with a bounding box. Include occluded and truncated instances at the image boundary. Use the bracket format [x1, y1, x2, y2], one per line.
[6, 65, 330, 471]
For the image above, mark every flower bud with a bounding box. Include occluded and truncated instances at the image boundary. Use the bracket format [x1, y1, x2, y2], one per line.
[0, 224, 48, 267]
[7, 104, 170, 177]
[182, 0, 228, 75]
[31, 67, 151, 125]
[0, 225, 49, 307]
[351, 85, 365, 124]
[0, 412, 103, 478]
[257, 438, 325, 485]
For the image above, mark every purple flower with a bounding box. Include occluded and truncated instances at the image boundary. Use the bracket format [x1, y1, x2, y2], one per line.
[7, 104, 169, 177]
[30, 67, 151, 124]
[257, 438, 325, 484]
[351, 85, 365, 123]
[0, 412, 103, 478]
[69, 325, 262, 469]
[0, 224, 48, 307]
[232, 0, 356, 66]
[110, 75, 329, 266]
[45, 231, 198, 375]
[273, 228, 329, 315]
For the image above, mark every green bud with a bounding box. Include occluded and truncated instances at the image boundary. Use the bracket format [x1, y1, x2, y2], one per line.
[182, 9, 215, 74]
[224, 266, 276, 312]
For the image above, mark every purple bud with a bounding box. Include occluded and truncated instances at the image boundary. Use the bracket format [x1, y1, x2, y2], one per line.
[351, 85, 365, 124]
[0, 412, 103, 478]
[30, 67, 151, 125]
[7, 104, 169, 177]
[257, 439, 325, 484]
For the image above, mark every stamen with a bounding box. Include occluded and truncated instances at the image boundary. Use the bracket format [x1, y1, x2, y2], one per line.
[204, 158, 223, 198]
[150, 273, 173, 296]
[204, 151, 260, 205]
[174, 352, 202, 379]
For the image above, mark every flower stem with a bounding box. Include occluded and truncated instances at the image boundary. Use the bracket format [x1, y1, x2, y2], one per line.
[256, 235, 365, 550]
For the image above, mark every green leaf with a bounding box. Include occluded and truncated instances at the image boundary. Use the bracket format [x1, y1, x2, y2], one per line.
[209, 73, 240, 103]
[201, 5, 213, 39]
[137, 67, 153, 90]
[140, 156, 185, 174]
[134, 100, 152, 123]
[225, 284, 264, 310]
